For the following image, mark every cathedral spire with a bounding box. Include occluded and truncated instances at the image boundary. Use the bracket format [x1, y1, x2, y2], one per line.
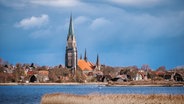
[65, 14, 77, 75]
[84, 48, 88, 62]
[68, 14, 74, 36]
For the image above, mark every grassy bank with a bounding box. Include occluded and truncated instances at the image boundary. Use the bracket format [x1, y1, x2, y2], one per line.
[41, 93, 184, 104]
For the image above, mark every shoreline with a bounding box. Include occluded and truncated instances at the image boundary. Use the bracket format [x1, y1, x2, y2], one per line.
[106, 83, 184, 87]
[107, 80, 184, 87]
[0, 82, 107, 86]
[0, 82, 183, 87]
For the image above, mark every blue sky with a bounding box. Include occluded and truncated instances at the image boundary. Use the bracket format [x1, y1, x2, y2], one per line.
[0, 0, 184, 69]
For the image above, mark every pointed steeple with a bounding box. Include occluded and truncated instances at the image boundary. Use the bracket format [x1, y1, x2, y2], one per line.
[84, 48, 87, 62]
[68, 14, 74, 36]
[96, 54, 100, 66]
[96, 54, 101, 70]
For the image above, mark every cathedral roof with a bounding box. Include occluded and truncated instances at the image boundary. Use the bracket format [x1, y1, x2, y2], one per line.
[78, 59, 94, 71]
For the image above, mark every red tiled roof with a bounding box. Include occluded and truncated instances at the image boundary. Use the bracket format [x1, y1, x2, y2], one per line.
[78, 60, 94, 71]
[27, 71, 34, 75]
[38, 70, 49, 75]
[156, 71, 166, 75]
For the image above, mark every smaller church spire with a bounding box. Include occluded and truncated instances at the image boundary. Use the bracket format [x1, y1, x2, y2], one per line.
[84, 48, 88, 62]
[96, 54, 101, 70]
[68, 14, 74, 36]
[96, 54, 100, 66]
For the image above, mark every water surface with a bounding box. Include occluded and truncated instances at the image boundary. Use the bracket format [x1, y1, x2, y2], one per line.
[0, 85, 183, 104]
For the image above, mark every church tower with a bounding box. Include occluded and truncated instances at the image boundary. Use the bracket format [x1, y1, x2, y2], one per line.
[65, 14, 77, 74]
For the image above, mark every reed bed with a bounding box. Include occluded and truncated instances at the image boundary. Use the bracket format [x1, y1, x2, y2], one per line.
[41, 93, 184, 104]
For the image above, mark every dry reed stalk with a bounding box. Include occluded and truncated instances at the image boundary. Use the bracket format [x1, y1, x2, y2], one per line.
[41, 93, 184, 104]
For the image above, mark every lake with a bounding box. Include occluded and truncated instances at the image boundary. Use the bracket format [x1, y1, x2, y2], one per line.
[0, 85, 184, 104]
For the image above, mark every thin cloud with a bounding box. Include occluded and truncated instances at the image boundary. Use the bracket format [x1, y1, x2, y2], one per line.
[90, 17, 111, 30]
[0, 0, 27, 8]
[74, 16, 90, 25]
[64, 16, 90, 29]
[30, 29, 51, 39]
[109, 0, 166, 7]
[30, 0, 83, 8]
[124, 11, 184, 39]
[0, 0, 85, 9]
[15, 14, 49, 29]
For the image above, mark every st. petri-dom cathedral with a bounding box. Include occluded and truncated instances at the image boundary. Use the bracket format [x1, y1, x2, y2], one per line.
[65, 15, 101, 75]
